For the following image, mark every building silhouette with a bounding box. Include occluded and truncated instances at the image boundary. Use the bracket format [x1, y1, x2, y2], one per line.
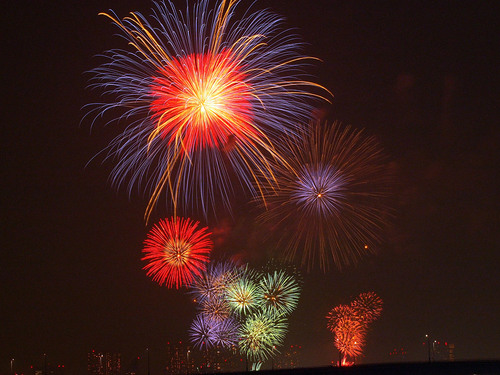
[32, 364, 65, 375]
[87, 350, 121, 375]
[388, 346, 408, 362]
[165, 342, 246, 374]
[433, 341, 455, 361]
[165, 341, 195, 374]
[274, 345, 302, 369]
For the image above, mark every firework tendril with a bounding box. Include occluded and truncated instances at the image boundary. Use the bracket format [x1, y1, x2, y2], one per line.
[87, 0, 330, 221]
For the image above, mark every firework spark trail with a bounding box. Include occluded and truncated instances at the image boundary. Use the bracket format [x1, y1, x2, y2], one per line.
[86, 0, 330, 221]
[259, 121, 393, 271]
[141, 217, 212, 288]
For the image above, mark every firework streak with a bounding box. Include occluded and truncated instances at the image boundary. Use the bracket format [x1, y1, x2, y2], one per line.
[87, 0, 329, 220]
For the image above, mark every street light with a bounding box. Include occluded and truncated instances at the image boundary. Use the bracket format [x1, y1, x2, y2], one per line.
[147, 348, 150, 375]
[425, 335, 431, 363]
[10, 358, 14, 375]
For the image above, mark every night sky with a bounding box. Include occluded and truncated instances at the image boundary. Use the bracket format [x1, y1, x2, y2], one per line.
[2, 1, 499, 374]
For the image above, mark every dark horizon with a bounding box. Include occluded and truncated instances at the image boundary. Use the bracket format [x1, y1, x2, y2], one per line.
[2, 1, 498, 375]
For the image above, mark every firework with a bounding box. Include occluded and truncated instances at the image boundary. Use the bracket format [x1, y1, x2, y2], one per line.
[334, 317, 366, 358]
[212, 317, 240, 348]
[189, 314, 217, 349]
[326, 292, 383, 363]
[351, 292, 383, 324]
[190, 261, 238, 302]
[259, 121, 393, 271]
[256, 269, 301, 317]
[142, 217, 212, 288]
[87, 0, 329, 220]
[251, 362, 263, 371]
[326, 304, 354, 333]
[226, 266, 260, 316]
[200, 295, 231, 322]
[239, 311, 287, 362]
[326, 305, 366, 360]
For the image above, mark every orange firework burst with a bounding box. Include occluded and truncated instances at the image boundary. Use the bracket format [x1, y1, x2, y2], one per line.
[327, 305, 366, 358]
[326, 305, 353, 332]
[335, 317, 366, 358]
[326, 292, 383, 363]
[142, 217, 213, 288]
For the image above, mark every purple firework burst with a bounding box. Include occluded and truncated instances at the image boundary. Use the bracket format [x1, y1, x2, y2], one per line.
[212, 317, 240, 348]
[292, 163, 347, 218]
[259, 121, 394, 271]
[189, 314, 217, 349]
[190, 261, 238, 302]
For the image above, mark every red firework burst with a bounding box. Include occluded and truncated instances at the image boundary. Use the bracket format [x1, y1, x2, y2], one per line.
[326, 304, 353, 332]
[142, 217, 213, 288]
[150, 50, 256, 152]
[351, 292, 383, 324]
